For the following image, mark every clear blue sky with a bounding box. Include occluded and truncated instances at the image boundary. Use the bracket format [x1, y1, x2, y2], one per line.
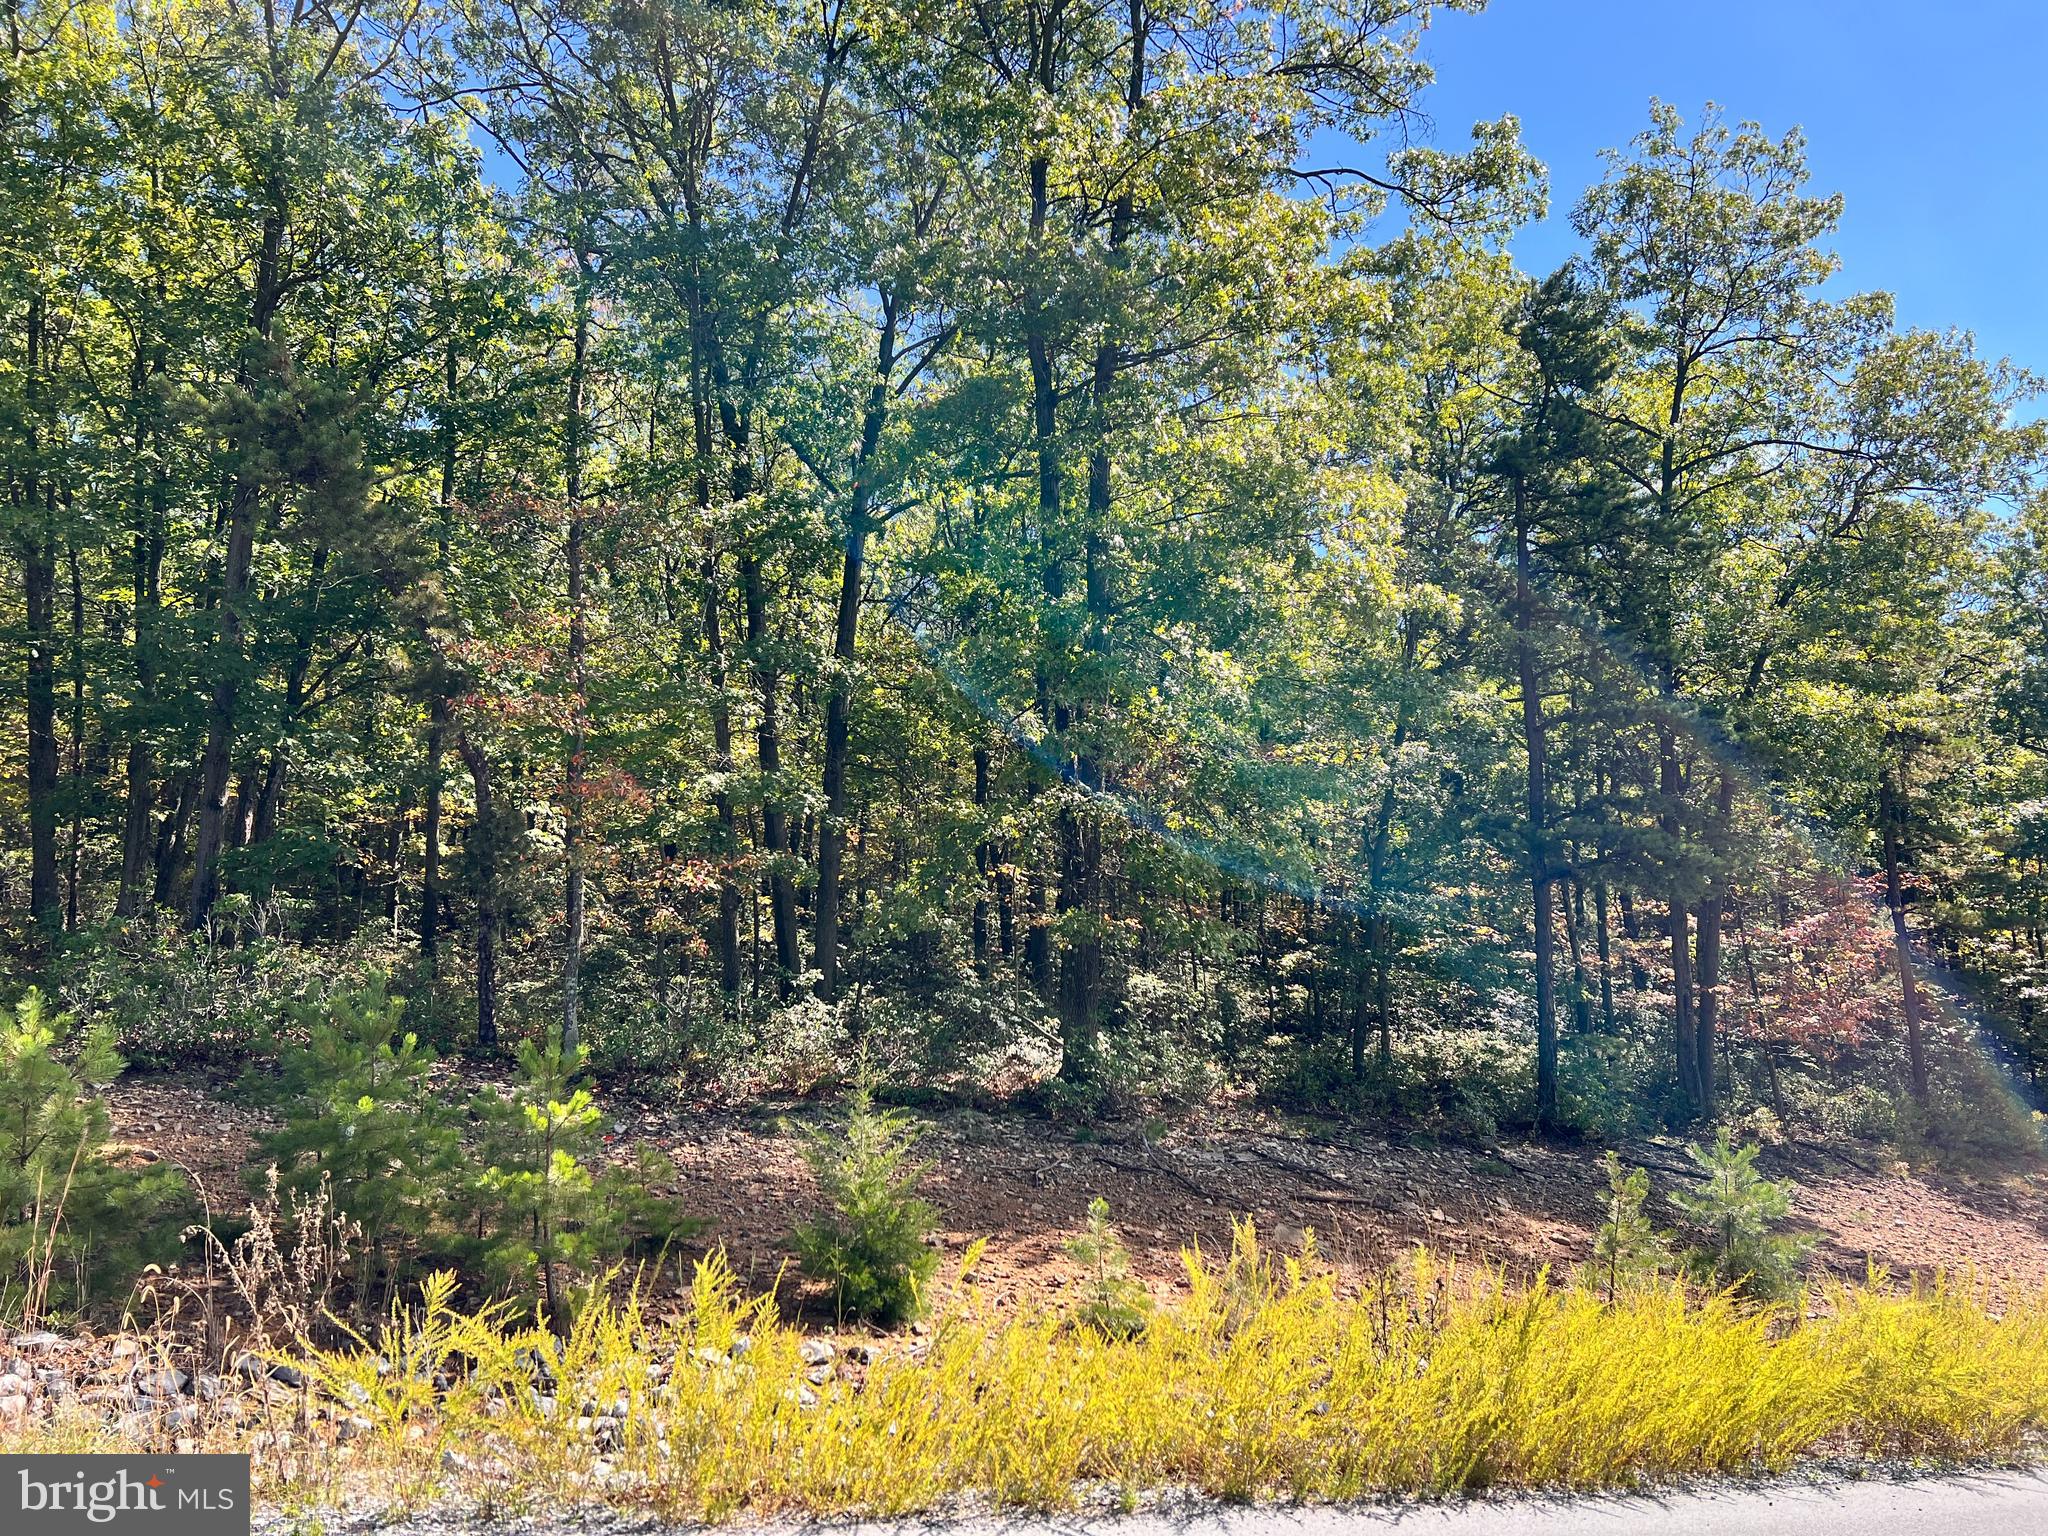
[1407, 0, 2048, 376]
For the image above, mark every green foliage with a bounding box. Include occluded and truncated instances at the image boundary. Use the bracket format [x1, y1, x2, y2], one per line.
[1268, 1029, 1532, 1142]
[460, 1028, 693, 1318]
[2, 0, 2045, 1333]
[249, 978, 459, 1300]
[1891, 1042, 2046, 1171]
[0, 989, 191, 1317]
[49, 919, 399, 1072]
[1670, 1131, 1811, 1300]
[1064, 1197, 1152, 1339]
[1588, 1153, 1669, 1301]
[1557, 1029, 1668, 1140]
[790, 1069, 940, 1324]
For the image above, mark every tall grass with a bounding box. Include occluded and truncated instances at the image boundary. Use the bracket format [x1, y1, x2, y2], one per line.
[10, 1226, 2048, 1520]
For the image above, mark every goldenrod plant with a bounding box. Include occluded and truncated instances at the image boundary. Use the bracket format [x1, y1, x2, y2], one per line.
[54, 1234, 2025, 1521]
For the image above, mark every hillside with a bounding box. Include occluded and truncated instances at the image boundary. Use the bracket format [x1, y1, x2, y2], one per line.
[108, 1071, 2048, 1318]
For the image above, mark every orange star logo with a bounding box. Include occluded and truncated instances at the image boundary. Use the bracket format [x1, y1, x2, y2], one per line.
[147, 1476, 163, 1489]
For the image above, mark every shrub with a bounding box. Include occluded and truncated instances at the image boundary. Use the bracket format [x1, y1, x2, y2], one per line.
[789, 1067, 939, 1323]
[460, 1028, 693, 1326]
[1265, 1027, 1529, 1140]
[1893, 1042, 2045, 1170]
[1558, 1028, 1665, 1140]
[51, 915, 399, 1072]
[0, 987, 191, 1318]
[1064, 1197, 1151, 1338]
[1670, 1130, 1811, 1299]
[248, 977, 459, 1308]
[1587, 1152, 1669, 1301]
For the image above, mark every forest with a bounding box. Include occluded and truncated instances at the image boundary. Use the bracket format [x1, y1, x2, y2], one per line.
[5, 0, 2048, 1266]
[7, 0, 2048, 1521]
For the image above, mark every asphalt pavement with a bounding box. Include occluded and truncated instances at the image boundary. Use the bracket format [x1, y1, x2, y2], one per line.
[276, 1470, 2048, 1536]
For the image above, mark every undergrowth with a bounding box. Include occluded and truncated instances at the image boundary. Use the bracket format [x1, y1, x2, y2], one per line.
[13, 1228, 2045, 1522]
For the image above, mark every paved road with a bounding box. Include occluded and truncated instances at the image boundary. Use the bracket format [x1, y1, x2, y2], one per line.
[886, 1472, 2048, 1534]
[291, 1471, 2048, 1536]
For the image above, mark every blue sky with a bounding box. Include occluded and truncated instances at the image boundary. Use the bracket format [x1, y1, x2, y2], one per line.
[1406, 0, 2048, 376]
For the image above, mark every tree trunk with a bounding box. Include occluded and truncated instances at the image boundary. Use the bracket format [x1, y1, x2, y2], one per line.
[1593, 875, 1617, 1031]
[972, 745, 992, 970]
[1565, 875, 1595, 1036]
[458, 731, 499, 1048]
[743, 552, 798, 995]
[189, 196, 287, 927]
[1661, 725, 1700, 1111]
[814, 295, 898, 997]
[562, 247, 592, 1054]
[422, 696, 447, 959]
[23, 534, 60, 934]
[1881, 763, 1930, 1103]
[1514, 488, 1558, 1129]
[63, 542, 85, 930]
[1691, 768, 1736, 1119]
[116, 465, 167, 917]
[152, 772, 196, 906]
[18, 285, 60, 937]
[250, 542, 327, 851]
[703, 561, 743, 999]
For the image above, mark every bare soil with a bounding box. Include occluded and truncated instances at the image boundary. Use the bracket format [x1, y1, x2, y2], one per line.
[104, 1070, 2048, 1318]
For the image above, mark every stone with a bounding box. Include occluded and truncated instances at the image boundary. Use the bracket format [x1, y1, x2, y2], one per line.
[798, 1338, 835, 1366]
[136, 1368, 189, 1398]
[234, 1354, 303, 1388]
[0, 1394, 28, 1422]
[0, 1372, 26, 1397]
[804, 1363, 834, 1386]
[11, 1331, 66, 1350]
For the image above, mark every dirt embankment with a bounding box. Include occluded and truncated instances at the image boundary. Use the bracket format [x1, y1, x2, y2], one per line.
[105, 1072, 2048, 1314]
